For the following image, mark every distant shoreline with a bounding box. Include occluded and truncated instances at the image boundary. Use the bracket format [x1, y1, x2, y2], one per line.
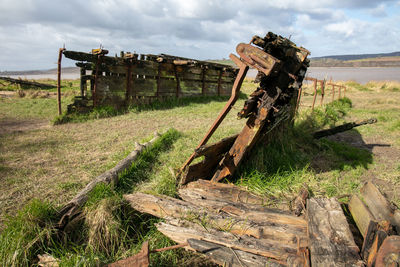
[2, 66, 400, 84]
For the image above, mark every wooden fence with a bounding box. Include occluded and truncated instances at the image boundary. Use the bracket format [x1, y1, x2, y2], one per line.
[296, 76, 347, 112]
[62, 49, 238, 112]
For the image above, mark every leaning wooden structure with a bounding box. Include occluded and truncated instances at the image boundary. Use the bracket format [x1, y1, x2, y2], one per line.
[61, 49, 238, 112]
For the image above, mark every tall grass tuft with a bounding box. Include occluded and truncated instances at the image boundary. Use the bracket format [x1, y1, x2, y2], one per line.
[0, 199, 58, 267]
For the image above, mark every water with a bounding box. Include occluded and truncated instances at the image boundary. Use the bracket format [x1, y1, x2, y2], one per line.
[247, 67, 400, 84]
[7, 67, 400, 84]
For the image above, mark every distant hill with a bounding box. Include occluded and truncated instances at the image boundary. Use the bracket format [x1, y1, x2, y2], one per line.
[0, 67, 79, 76]
[312, 51, 400, 61]
[310, 51, 400, 67]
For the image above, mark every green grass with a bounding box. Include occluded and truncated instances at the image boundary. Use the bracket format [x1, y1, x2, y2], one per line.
[1, 78, 400, 266]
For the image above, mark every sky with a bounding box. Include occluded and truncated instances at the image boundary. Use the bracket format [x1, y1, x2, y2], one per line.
[0, 0, 399, 71]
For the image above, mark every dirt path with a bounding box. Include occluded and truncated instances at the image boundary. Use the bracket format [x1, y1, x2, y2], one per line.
[0, 118, 49, 134]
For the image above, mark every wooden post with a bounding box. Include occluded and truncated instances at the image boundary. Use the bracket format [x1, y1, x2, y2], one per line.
[331, 84, 335, 102]
[343, 86, 346, 97]
[57, 48, 65, 115]
[311, 79, 317, 110]
[338, 85, 342, 99]
[80, 67, 86, 97]
[320, 80, 325, 106]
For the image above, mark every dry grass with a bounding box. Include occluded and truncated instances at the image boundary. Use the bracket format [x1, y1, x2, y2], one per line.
[0, 81, 255, 228]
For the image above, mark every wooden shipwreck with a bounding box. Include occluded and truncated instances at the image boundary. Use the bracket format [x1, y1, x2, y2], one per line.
[61, 49, 238, 112]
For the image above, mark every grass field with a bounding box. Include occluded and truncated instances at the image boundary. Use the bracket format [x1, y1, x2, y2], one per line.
[1, 78, 400, 266]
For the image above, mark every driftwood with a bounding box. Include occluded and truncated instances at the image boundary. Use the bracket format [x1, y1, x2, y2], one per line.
[307, 198, 363, 266]
[58, 132, 161, 228]
[0, 76, 56, 89]
[313, 118, 377, 139]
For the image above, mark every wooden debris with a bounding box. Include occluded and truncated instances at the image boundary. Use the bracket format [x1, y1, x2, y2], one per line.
[313, 118, 377, 139]
[124, 192, 308, 246]
[360, 182, 400, 233]
[292, 184, 309, 216]
[156, 219, 305, 264]
[348, 195, 375, 238]
[375, 235, 400, 266]
[58, 132, 161, 228]
[187, 238, 285, 267]
[361, 220, 393, 266]
[178, 187, 306, 229]
[182, 179, 279, 206]
[307, 198, 363, 266]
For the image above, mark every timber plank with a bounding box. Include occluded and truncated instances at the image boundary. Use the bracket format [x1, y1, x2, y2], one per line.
[187, 239, 285, 267]
[183, 179, 285, 207]
[124, 193, 308, 247]
[307, 198, 363, 266]
[156, 218, 304, 264]
[178, 187, 307, 230]
[348, 195, 375, 238]
[360, 182, 400, 233]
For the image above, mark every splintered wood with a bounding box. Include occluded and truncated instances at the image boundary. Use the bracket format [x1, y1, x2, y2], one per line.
[124, 180, 309, 266]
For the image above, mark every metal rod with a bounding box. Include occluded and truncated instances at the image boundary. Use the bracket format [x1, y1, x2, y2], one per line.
[295, 86, 303, 113]
[181, 59, 248, 170]
[57, 48, 65, 115]
[151, 242, 188, 253]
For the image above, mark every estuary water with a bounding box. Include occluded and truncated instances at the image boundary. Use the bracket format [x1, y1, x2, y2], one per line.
[248, 67, 400, 84]
[8, 67, 400, 84]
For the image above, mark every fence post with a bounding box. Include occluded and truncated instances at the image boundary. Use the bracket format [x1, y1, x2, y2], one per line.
[312, 78, 317, 110]
[57, 48, 65, 115]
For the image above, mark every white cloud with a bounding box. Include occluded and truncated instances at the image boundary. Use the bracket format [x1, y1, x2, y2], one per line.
[0, 0, 399, 70]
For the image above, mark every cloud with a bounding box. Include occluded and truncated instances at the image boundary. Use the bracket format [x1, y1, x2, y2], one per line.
[0, 0, 399, 70]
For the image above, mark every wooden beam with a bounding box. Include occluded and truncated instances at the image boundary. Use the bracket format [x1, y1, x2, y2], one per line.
[187, 239, 286, 267]
[124, 192, 308, 247]
[348, 195, 375, 238]
[307, 198, 362, 266]
[156, 218, 305, 264]
[360, 182, 400, 233]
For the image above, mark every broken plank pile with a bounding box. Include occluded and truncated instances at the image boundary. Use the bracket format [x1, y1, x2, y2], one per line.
[124, 180, 309, 266]
[119, 181, 400, 267]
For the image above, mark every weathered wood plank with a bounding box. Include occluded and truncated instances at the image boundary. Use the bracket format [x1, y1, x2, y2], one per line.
[183, 179, 288, 208]
[187, 239, 285, 267]
[360, 182, 400, 233]
[156, 218, 305, 264]
[178, 187, 307, 231]
[349, 195, 375, 238]
[307, 198, 363, 266]
[124, 192, 308, 247]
